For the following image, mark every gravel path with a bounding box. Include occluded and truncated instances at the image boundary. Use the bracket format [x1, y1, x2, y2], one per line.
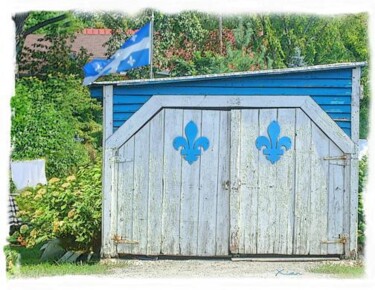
[104, 259, 350, 279]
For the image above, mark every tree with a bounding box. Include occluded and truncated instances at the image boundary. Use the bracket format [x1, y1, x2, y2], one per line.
[13, 12, 70, 62]
[11, 74, 102, 178]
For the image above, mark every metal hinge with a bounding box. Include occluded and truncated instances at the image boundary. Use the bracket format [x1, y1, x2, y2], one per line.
[112, 235, 139, 244]
[323, 154, 349, 166]
[321, 234, 348, 244]
[110, 156, 133, 163]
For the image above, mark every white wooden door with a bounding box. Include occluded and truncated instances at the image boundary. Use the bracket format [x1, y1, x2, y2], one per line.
[116, 108, 230, 256]
[229, 108, 348, 256]
[115, 106, 348, 257]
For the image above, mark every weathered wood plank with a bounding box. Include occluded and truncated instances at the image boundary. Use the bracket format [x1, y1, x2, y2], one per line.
[238, 109, 259, 254]
[108, 95, 354, 156]
[116, 137, 135, 254]
[108, 95, 309, 149]
[301, 97, 354, 153]
[197, 110, 221, 256]
[161, 109, 183, 255]
[131, 123, 150, 254]
[179, 110, 201, 256]
[215, 111, 230, 256]
[309, 123, 329, 255]
[257, 109, 277, 254]
[156, 95, 306, 109]
[106, 95, 162, 149]
[101, 85, 115, 257]
[344, 152, 351, 256]
[274, 109, 296, 254]
[293, 109, 312, 255]
[327, 142, 345, 255]
[147, 111, 165, 255]
[229, 109, 241, 254]
[349, 67, 361, 257]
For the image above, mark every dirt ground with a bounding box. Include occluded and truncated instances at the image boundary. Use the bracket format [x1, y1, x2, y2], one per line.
[103, 258, 361, 279]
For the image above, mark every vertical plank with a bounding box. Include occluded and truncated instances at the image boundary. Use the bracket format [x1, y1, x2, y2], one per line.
[274, 109, 296, 254]
[116, 137, 135, 254]
[239, 109, 259, 254]
[350, 67, 361, 257]
[179, 110, 201, 256]
[197, 110, 220, 256]
[229, 109, 241, 254]
[309, 124, 329, 255]
[147, 111, 165, 255]
[344, 153, 351, 256]
[293, 109, 312, 255]
[162, 109, 183, 255]
[327, 142, 345, 255]
[215, 111, 230, 256]
[101, 85, 115, 257]
[257, 109, 277, 254]
[131, 123, 150, 254]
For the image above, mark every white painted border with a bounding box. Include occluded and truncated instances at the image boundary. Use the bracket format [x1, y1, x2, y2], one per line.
[106, 95, 355, 154]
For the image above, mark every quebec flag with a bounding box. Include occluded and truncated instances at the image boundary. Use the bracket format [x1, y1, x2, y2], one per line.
[83, 22, 151, 85]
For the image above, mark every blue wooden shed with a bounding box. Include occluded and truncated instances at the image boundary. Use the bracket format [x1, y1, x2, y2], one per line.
[91, 62, 365, 259]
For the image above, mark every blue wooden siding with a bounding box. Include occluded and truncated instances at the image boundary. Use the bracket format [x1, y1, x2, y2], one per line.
[91, 68, 353, 136]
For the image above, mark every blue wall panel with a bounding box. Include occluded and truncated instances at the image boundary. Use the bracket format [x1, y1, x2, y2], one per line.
[91, 68, 353, 136]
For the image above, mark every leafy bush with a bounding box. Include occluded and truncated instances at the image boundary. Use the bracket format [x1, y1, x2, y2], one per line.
[11, 74, 102, 178]
[4, 246, 20, 275]
[15, 159, 102, 252]
[358, 156, 367, 248]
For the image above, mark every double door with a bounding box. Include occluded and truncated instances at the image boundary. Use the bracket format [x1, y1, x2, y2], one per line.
[115, 107, 347, 256]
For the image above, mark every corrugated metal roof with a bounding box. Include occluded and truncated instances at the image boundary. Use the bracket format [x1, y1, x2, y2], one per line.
[92, 62, 367, 86]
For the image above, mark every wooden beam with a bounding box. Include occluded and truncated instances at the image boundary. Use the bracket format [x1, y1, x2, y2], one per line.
[300, 97, 355, 154]
[231, 257, 340, 262]
[349, 67, 361, 258]
[101, 85, 117, 258]
[107, 95, 354, 155]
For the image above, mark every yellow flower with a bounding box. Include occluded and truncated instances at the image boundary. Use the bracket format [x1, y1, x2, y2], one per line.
[66, 175, 76, 182]
[30, 229, 37, 238]
[37, 188, 47, 195]
[21, 191, 32, 198]
[61, 183, 70, 188]
[48, 177, 60, 184]
[68, 209, 75, 218]
[52, 221, 60, 233]
[53, 220, 65, 233]
[20, 224, 29, 234]
[34, 193, 42, 200]
[17, 210, 26, 217]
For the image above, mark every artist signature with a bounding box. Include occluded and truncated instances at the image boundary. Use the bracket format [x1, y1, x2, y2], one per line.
[275, 269, 302, 276]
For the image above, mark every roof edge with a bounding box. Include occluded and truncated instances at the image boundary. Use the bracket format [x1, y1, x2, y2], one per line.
[92, 61, 367, 87]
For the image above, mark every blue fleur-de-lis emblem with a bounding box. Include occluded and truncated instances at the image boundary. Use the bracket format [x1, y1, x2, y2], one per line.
[256, 121, 292, 164]
[173, 121, 210, 165]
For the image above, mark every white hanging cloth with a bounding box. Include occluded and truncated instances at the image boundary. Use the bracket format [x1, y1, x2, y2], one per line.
[11, 159, 47, 190]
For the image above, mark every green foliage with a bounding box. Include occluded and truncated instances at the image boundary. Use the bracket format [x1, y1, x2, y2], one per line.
[19, 33, 92, 78]
[15, 159, 102, 251]
[4, 246, 20, 275]
[23, 12, 82, 35]
[11, 75, 102, 178]
[358, 156, 367, 247]
[4, 244, 122, 278]
[308, 261, 364, 278]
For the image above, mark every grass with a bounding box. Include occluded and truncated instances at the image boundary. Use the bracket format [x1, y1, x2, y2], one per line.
[5, 244, 126, 279]
[308, 261, 365, 278]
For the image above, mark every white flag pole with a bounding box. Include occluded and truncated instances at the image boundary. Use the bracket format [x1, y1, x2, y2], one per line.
[150, 10, 154, 79]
